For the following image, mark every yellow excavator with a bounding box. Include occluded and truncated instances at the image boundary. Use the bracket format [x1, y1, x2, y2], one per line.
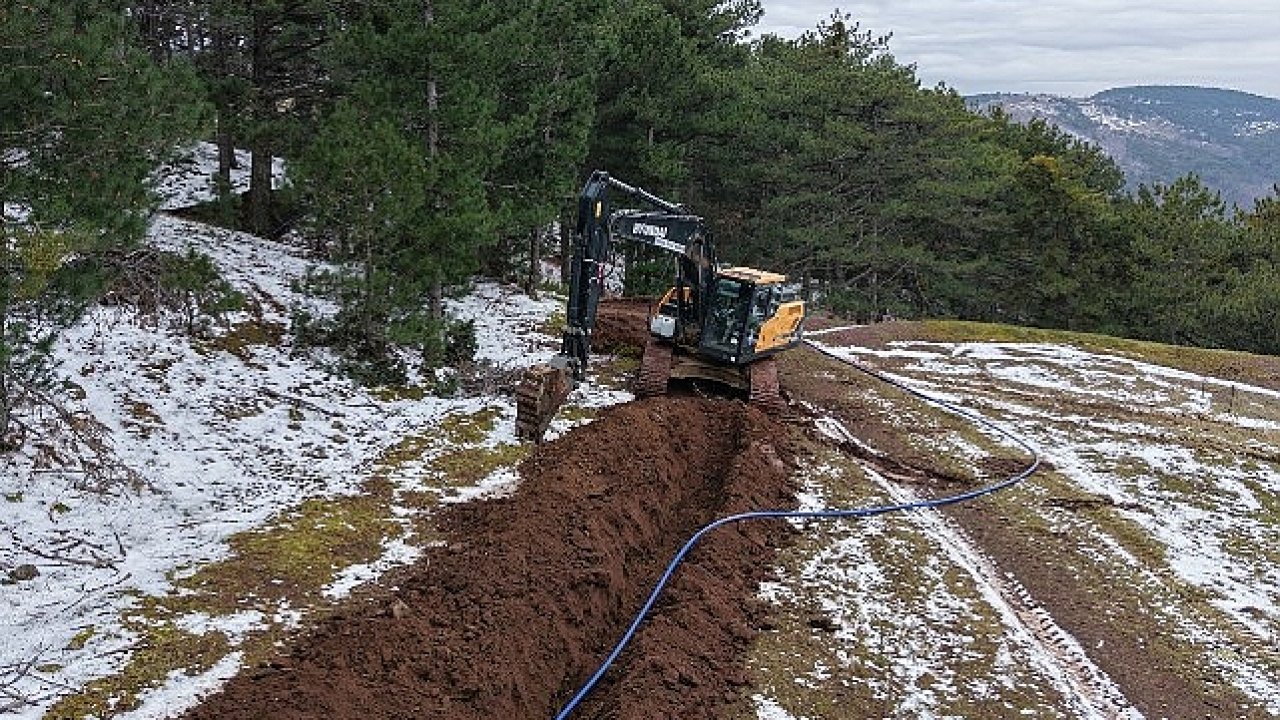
[515, 170, 805, 441]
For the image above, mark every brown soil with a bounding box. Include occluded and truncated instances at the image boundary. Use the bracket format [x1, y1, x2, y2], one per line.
[778, 345, 1271, 720]
[183, 397, 797, 719]
[180, 307, 1268, 719]
[591, 297, 653, 353]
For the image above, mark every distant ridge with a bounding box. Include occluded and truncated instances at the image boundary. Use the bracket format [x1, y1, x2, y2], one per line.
[968, 85, 1280, 208]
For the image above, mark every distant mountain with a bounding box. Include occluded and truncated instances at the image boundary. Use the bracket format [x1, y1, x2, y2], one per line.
[968, 86, 1280, 208]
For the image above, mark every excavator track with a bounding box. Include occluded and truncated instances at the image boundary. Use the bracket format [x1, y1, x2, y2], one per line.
[748, 356, 787, 416]
[635, 338, 673, 397]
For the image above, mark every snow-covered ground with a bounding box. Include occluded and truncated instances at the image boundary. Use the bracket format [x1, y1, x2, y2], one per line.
[150, 143, 287, 212]
[0, 145, 624, 718]
[1237, 120, 1280, 138]
[842, 340, 1280, 642]
[5, 144, 1278, 718]
[1078, 102, 1182, 140]
[758, 335, 1280, 717]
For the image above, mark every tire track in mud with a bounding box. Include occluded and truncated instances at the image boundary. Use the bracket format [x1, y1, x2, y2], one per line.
[816, 415, 1141, 719]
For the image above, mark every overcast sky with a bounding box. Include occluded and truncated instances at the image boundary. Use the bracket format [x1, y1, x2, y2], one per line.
[754, 2, 1280, 99]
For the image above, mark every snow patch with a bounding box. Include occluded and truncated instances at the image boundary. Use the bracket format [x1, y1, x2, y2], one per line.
[0, 147, 627, 718]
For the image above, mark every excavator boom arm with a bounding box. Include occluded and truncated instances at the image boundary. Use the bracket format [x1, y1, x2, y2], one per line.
[560, 171, 715, 382]
[516, 170, 715, 441]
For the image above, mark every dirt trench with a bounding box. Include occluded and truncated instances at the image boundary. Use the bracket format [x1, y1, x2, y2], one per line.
[182, 396, 797, 719]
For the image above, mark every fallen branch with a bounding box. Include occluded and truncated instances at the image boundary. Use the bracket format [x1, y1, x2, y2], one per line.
[28, 389, 150, 494]
[262, 387, 345, 418]
[0, 647, 46, 710]
[64, 570, 133, 612]
[20, 543, 119, 570]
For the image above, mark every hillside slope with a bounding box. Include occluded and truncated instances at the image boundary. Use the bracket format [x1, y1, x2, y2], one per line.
[969, 85, 1280, 207]
[2, 147, 1278, 718]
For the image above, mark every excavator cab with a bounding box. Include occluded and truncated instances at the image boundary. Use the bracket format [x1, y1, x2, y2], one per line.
[650, 269, 804, 365]
[701, 276, 753, 360]
[697, 268, 804, 365]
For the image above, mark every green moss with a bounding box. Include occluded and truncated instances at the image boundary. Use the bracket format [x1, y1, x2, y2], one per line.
[367, 426, 527, 508]
[428, 444, 528, 488]
[590, 355, 641, 390]
[438, 407, 503, 445]
[181, 495, 398, 606]
[66, 627, 95, 651]
[372, 432, 437, 476]
[46, 622, 230, 719]
[370, 384, 427, 402]
[556, 405, 599, 424]
[540, 310, 567, 338]
[202, 320, 286, 363]
[1254, 479, 1280, 527]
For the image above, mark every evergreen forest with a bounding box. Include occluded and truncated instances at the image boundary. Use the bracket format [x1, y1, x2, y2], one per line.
[5, 0, 1280, 412]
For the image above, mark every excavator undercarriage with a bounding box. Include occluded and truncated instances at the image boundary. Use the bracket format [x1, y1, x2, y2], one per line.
[516, 331, 788, 442]
[634, 338, 673, 398]
[640, 336, 783, 412]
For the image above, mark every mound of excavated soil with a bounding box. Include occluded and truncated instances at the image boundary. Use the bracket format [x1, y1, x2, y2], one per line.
[183, 397, 796, 719]
[591, 297, 653, 353]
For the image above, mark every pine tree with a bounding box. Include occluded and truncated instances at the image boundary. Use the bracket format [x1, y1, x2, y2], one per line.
[697, 16, 940, 318]
[293, 101, 433, 380]
[484, 0, 605, 294]
[588, 0, 758, 189]
[137, 0, 327, 234]
[1224, 194, 1280, 351]
[579, 0, 761, 294]
[1125, 174, 1239, 346]
[241, 0, 330, 235]
[292, 0, 511, 380]
[0, 1, 202, 444]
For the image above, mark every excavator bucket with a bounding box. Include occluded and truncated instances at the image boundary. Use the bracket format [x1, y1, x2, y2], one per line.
[514, 364, 573, 442]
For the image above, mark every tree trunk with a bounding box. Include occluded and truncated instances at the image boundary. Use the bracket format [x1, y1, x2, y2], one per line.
[213, 25, 235, 190]
[424, 0, 443, 321]
[247, 8, 273, 236]
[362, 234, 375, 348]
[249, 135, 273, 235]
[526, 227, 540, 299]
[426, 77, 439, 158]
[560, 209, 572, 287]
[424, 1, 438, 158]
[429, 281, 444, 321]
[0, 297, 10, 442]
[216, 111, 234, 192]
